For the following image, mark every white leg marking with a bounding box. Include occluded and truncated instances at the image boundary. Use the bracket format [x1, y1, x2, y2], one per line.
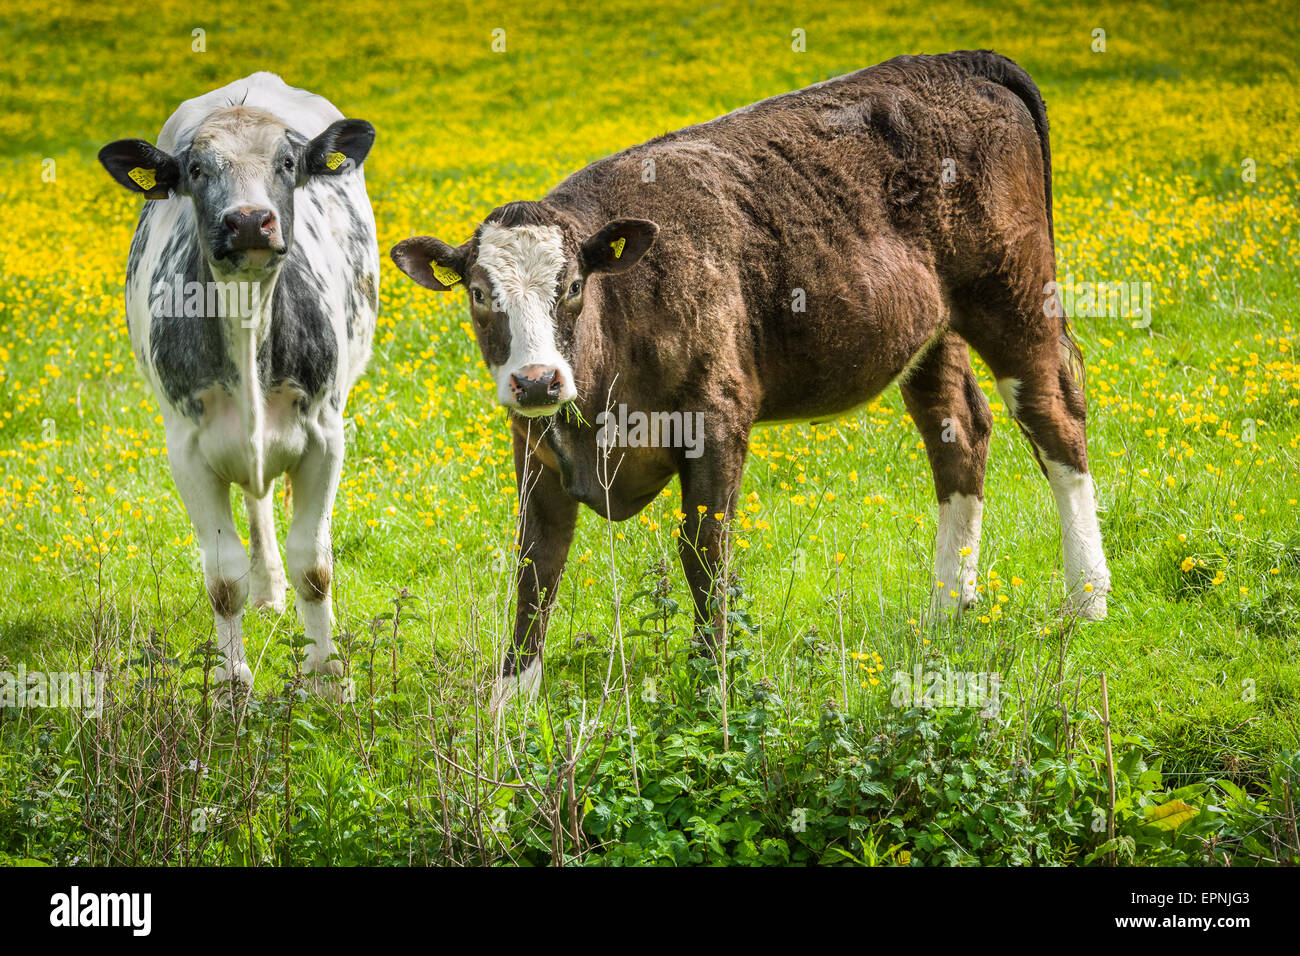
[995, 378, 1022, 417]
[1045, 460, 1111, 619]
[166, 428, 252, 686]
[245, 488, 287, 613]
[286, 414, 345, 682]
[489, 658, 544, 716]
[213, 616, 252, 686]
[932, 493, 983, 614]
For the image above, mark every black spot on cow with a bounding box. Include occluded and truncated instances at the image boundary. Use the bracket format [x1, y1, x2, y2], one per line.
[149, 245, 236, 422]
[348, 271, 378, 339]
[125, 207, 152, 289]
[261, 255, 338, 398]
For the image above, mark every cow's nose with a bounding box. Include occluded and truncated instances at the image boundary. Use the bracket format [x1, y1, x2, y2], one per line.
[509, 365, 564, 407]
[223, 207, 278, 250]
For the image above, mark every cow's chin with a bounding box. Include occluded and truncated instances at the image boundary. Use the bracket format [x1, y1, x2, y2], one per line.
[509, 403, 562, 419]
[211, 248, 284, 276]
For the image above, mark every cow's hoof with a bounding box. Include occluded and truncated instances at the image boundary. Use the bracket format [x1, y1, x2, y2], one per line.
[212, 664, 253, 708]
[213, 661, 253, 687]
[489, 659, 543, 716]
[928, 591, 978, 624]
[250, 589, 287, 614]
[306, 659, 348, 701]
[1066, 587, 1109, 621]
[688, 638, 721, 660]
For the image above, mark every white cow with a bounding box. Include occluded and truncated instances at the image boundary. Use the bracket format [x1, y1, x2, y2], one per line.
[99, 73, 379, 689]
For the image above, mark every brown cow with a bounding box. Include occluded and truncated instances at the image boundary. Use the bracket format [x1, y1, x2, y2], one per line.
[393, 50, 1111, 709]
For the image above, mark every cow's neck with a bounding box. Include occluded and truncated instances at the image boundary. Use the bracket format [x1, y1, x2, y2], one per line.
[208, 263, 281, 343]
[212, 262, 284, 498]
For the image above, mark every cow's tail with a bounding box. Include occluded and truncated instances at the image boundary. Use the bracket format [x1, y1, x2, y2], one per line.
[950, 50, 1083, 391]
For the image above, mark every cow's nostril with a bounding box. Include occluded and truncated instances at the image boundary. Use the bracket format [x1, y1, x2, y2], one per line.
[510, 366, 563, 407]
[223, 207, 279, 252]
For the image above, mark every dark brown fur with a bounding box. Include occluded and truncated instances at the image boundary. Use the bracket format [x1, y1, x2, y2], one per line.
[395, 50, 1094, 681]
[207, 578, 244, 619]
[300, 566, 332, 602]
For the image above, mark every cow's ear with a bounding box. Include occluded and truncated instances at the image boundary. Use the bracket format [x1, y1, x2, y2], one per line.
[305, 119, 376, 176]
[391, 236, 470, 292]
[98, 139, 180, 199]
[580, 219, 659, 275]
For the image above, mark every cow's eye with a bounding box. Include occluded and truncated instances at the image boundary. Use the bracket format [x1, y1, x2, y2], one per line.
[471, 287, 486, 306]
[567, 280, 582, 297]
[188, 163, 202, 179]
[282, 157, 295, 173]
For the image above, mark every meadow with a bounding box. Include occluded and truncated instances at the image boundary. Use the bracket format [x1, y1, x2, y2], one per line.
[0, 0, 1297, 865]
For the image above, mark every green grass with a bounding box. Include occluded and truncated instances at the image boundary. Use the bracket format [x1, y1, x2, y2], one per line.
[0, 0, 1298, 865]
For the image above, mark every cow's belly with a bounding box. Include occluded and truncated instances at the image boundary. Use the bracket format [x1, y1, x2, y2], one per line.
[192, 385, 311, 489]
[752, 244, 947, 424]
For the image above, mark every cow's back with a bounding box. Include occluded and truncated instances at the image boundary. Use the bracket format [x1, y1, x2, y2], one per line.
[545, 52, 1050, 423]
[551, 51, 1047, 277]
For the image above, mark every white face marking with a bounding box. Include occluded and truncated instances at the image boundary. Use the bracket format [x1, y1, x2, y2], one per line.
[195, 109, 286, 207]
[476, 223, 577, 414]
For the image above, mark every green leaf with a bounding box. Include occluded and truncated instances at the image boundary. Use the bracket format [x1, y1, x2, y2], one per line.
[1143, 798, 1199, 831]
[1084, 835, 1136, 865]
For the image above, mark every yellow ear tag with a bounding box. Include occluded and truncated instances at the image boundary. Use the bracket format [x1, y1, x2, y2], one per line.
[610, 236, 626, 259]
[325, 152, 347, 171]
[431, 263, 462, 287]
[128, 167, 157, 190]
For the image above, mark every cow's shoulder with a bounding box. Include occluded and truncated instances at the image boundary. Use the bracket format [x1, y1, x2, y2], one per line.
[147, 242, 237, 420]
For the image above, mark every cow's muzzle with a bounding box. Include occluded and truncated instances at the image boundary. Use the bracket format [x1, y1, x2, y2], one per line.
[224, 206, 279, 249]
[508, 364, 567, 414]
[214, 206, 286, 267]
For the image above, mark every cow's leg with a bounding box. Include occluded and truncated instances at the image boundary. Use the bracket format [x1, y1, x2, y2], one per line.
[244, 487, 287, 613]
[955, 276, 1111, 620]
[285, 414, 345, 685]
[166, 442, 252, 686]
[491, 427, 579, 713]
[677, 415, 751, 652]
[900, 333, 993, 615]
[993, 368, 1110, 618]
